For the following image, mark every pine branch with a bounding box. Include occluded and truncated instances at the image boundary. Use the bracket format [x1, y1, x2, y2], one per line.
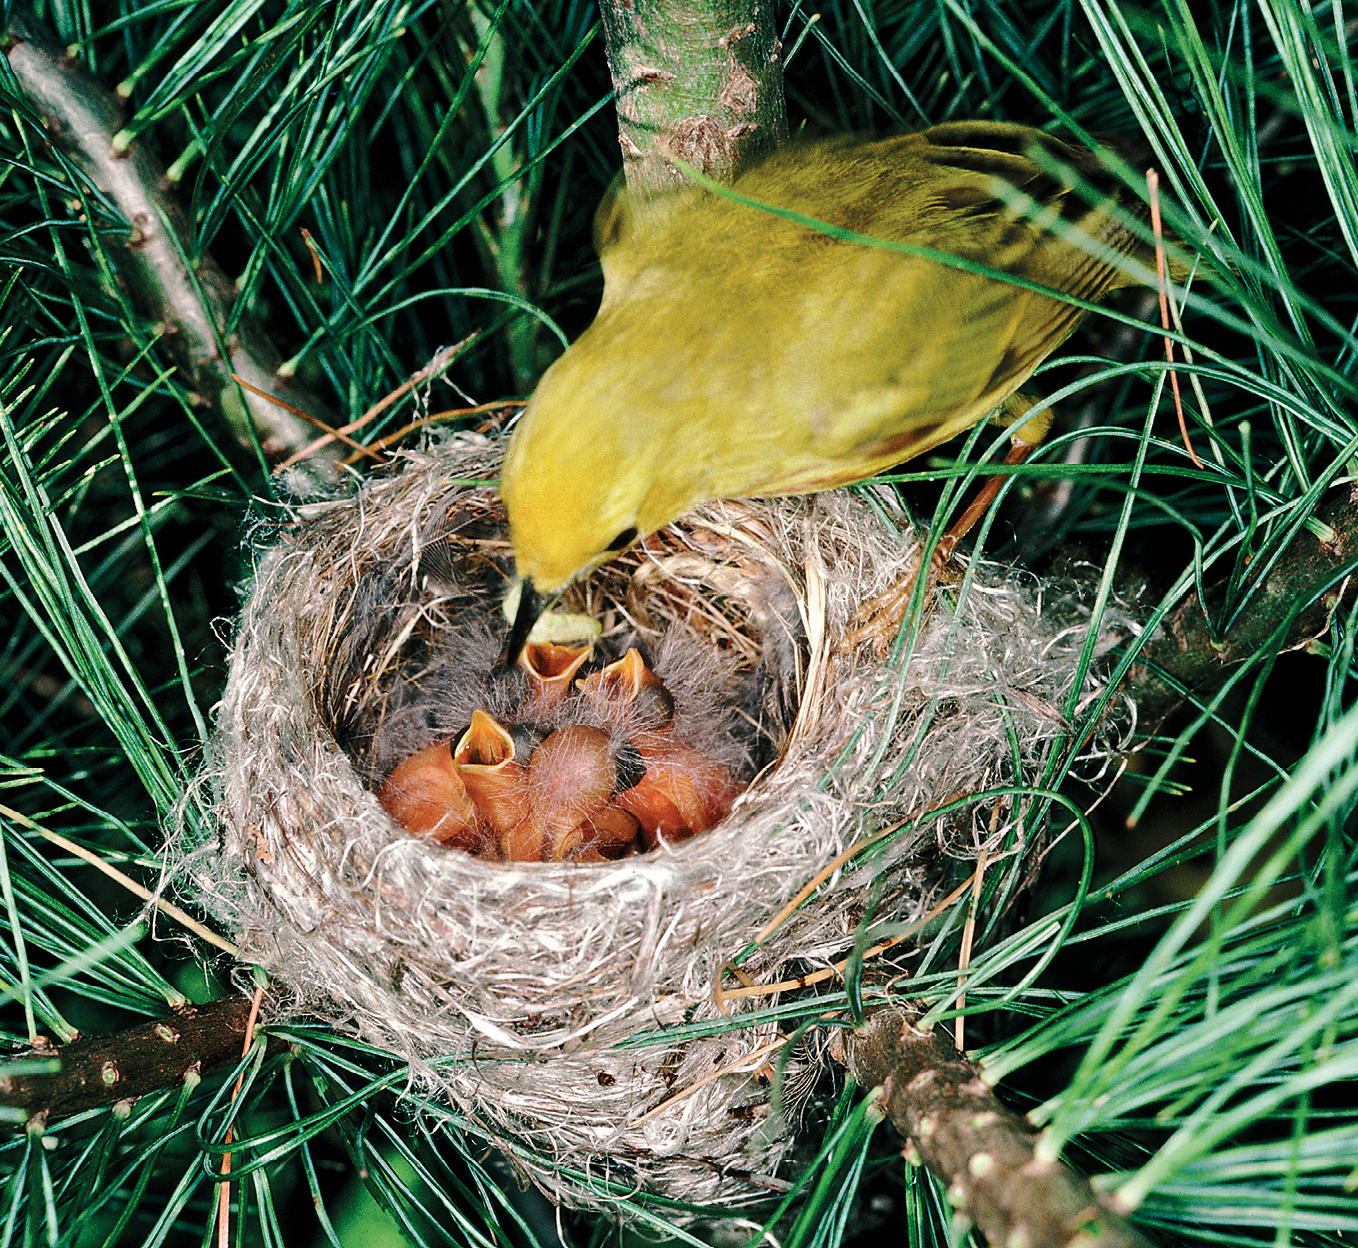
[0, 997, 275, 1124]
[3, 13, 342, 484]
[598, 0, 787, 200]
[1126, 486, 1357, 728]
[839, 1006, 1153, 1248]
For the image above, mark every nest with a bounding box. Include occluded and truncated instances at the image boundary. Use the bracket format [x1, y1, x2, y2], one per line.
[175, 435, 1130, 1211]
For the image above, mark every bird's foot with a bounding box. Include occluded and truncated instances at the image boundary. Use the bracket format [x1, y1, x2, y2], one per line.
[842, 549, 949, 658]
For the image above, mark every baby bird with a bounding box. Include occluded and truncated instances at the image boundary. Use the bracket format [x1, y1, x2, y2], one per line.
[579, 647, 675, 730]
[378, 643, 742, 860]
[581, 649, 739, 847]
[523, 725, 640, 861]
[501, 122, 1185, 651]
[377, 738, 486, 852]
[615, 732, 739, 850]
[453, 710, 528, 857]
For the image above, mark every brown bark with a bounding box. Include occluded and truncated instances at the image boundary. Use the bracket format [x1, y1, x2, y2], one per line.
[0, 998, 277, 1124]
[839, 1006, 1153, 1248]
[598, 0, 787, 201]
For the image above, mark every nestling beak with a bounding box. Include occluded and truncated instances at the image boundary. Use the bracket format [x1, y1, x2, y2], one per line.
[519, 640, 591, 712]
[579, 647, 675, 728]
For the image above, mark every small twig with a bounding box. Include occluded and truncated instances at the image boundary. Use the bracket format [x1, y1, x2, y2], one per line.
[717, 873, 978, 1005]
[232, 374, 385, 464]
[1147, 168, 1202, 469]
[954, 824, 993, 1054]
[339, 399, 526, 465]
[628, 1034, 788, 1128]
[0, 806, 238, 956]
[216, 981, 266, 1248]
[838, 1006, 1154, 1248]
[280, 338, 482, 467]
[752, 797, 974, 946]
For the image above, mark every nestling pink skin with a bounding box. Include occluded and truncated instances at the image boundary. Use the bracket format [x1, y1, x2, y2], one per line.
[519, 641, 591, 714]
[574, 805, 642, 862]
[615, 732, 739, 849]
[453, 710, 529, 859]
[579, 649, 737, 848]
[383, 645, 737, 862]
[525, 724, 639, 862]
[577, 647, 675, 729]
[377, 739, 487, 851]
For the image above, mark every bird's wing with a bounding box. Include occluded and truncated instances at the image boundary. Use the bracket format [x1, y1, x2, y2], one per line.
[744, 264, 1051, 487]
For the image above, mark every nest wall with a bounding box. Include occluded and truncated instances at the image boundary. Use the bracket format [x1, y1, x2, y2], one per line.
[174, 436, 1130, 1209]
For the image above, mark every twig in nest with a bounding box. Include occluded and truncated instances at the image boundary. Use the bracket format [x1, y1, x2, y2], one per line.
[837, 1006, 1153, 1248]
[751, 796, 974, 947]
[628, 1034, 789, 1128]
[276, 336, 495, 467]
[338, 399, 525, 465]
[716, 871, 978, 1006]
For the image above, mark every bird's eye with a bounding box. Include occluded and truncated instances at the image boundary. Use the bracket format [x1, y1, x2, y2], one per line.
[614, 741, 646, 793]
[606, 526, 639, 552]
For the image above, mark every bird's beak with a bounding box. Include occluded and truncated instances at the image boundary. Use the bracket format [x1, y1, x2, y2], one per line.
[500, 576, 544, 669]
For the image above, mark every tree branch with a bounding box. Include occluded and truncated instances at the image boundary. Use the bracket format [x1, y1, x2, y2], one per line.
[3, 14, 342, 484]
[839, 1006, 1153, 1248]
[598, 0, 787, 201]
[0, 997, 277, 1124]
[1126, 486, 1357, 728]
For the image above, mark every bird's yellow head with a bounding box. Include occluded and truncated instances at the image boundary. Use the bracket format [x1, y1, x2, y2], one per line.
[500, 329, 696, 597]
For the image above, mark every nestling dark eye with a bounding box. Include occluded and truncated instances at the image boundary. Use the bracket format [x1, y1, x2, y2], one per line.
[606, 526, 639, 552]
[614, 741, 646, 793]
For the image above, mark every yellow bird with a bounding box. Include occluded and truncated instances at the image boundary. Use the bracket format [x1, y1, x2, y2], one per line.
[501, 121, 1180, 652]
